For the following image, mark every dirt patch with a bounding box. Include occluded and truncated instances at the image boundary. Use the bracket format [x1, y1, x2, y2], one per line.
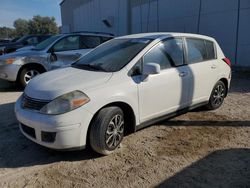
[0, 71, 249, 188]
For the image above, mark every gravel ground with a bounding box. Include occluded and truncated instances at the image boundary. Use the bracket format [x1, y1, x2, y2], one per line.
[0, 69, 249, 188]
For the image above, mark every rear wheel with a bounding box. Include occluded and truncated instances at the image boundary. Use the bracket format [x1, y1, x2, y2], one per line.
[89, 107, 124, 155]
[19, 67, 42, 88]
[205, 81, 226, 110]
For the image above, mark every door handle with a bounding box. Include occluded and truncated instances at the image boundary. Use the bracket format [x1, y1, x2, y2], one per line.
[179, 72, 188, 77]
[211, 64, 217, 69]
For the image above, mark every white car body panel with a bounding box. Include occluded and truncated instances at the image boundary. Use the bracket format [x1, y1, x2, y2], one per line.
[15, 33, 231, 150]
[25, 67, 113, 100]
[82, 68, 140, 124]
[137, 66, 190, 122]
[187, 59, 219, 105]
[15, 96, 93, 149]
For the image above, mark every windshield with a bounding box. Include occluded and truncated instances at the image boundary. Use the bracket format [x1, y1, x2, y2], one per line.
[73, 38, 152, 72]
[16, 36, 29, 43]
[33, 35, 60, 51]
[11, 37, 20, 42]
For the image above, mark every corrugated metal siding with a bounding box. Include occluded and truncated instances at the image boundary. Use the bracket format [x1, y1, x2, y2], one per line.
[61, 0, 128, 36]
[61, 0, 250, 66]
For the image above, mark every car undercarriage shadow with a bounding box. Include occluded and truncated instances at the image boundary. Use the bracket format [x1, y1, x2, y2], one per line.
[156, 148, 250, 188]
[0, 80, 22, 92]
[164, 119, 250, 127]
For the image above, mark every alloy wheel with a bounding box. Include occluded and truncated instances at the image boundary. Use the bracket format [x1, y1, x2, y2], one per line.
[212, 84, 225, 106]
[24, 70, 40, 84]
[105, 114, 124, 149]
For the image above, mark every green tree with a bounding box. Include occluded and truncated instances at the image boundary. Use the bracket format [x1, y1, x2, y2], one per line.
[28, 15, 59, 35]
[13, 19, 29, 36]
[0, 27, 16, 38]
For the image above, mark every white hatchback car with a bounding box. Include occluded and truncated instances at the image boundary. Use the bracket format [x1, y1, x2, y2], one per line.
[15, 33, 231, 155]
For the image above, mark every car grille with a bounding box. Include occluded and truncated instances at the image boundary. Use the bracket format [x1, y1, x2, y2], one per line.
[21, 94, 51, 111]
[41, 131, 56, 143]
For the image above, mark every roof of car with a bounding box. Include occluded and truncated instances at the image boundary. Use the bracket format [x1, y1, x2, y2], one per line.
[23, 34, 52, 37]
[117, 32, 215, 41]
[59, 32, 114, 38]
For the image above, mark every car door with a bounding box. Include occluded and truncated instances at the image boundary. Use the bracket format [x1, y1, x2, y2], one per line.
[185, 38, 219, 105]
[49, 35, 83, 69]
[136, 38, 191, 123]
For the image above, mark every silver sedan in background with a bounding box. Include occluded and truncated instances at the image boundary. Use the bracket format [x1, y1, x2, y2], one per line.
[0, 32, 113, 87]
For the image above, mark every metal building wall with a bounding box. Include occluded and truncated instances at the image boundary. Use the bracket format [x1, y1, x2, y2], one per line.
[60, 0, 83, 33]
[129, 0, 250, 66]
[237, 0, 250, 67]
[60, 0, 250, 66]
[198, 0, 239, 66]
[60, 0, 129, 36]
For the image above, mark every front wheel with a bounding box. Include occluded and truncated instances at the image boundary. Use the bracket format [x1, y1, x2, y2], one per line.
[89, 107, 124, 155]
[205, 81, 226, 110]
[19, 67, 41, 88]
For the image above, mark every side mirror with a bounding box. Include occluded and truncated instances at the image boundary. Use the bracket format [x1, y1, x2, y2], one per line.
[48, 48, 57, 62]
[50, 54, 57, 62]
[50, 53, 57, 63]
[143, 63, 160, 75]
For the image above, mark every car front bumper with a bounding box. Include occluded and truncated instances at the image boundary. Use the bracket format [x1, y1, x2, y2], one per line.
[0, 64, 21, 82]
[15, 96, 94, 150]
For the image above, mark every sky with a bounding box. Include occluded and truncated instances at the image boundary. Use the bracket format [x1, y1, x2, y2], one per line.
[0, 0, 62, 28]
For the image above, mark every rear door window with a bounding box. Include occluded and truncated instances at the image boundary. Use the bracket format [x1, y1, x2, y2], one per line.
[80, 36, 101, 49]
[186, 38, 207, 64]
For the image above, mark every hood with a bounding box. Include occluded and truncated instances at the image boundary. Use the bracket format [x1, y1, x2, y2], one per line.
[25, 67, 113, 100]
[16, 46, 35, 52]
[0, 49, 44, 60]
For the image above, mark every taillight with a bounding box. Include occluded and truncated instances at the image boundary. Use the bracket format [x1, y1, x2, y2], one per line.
[222, 58, 231, 67]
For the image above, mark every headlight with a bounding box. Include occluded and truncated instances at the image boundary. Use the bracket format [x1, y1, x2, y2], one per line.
[4, 57, 25, 65]
[40, 91, 90, 115]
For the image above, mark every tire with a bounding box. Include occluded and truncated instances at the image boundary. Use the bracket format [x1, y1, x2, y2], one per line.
[205, 80, 227, 110]
[19, 67, 41, 88]
[89, 107, 124, 155]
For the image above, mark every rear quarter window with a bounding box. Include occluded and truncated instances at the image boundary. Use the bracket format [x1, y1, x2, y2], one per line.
[205, 40, 216, 60]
